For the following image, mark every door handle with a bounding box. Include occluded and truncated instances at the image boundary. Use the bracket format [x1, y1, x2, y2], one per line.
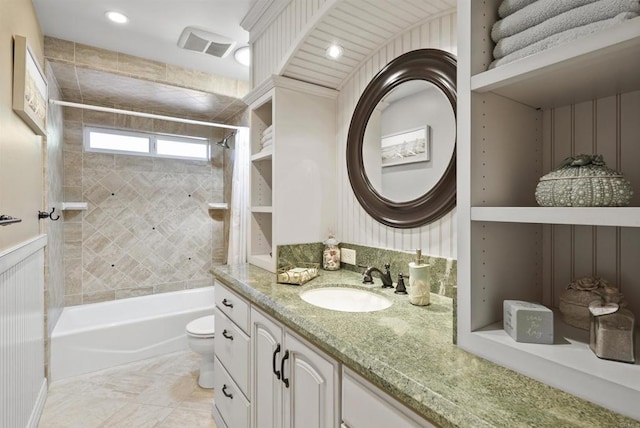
[272, 343, 281, 380]
[222, 384, 233, 399]
[222, 329, 234, 340]
[280, 350, 290, 388]
[222, 298, 233, 308]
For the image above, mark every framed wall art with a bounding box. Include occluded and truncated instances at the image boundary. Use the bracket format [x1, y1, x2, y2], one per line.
[13, 35, 47, 136]
[380, 125, 429, 167]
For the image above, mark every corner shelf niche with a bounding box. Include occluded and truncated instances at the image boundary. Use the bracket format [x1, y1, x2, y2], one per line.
[61, 202, 88, 211]
[459, 2, 640, 420]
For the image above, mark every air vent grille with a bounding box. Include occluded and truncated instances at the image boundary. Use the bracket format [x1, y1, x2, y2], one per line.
[177, 26, 236, 58]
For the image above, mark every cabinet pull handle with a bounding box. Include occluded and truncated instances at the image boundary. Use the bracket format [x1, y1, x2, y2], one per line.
[222, 298, 233, 308]
[272, 343, 281, 380]
[222, 384, 233, 399]
[222, 329, 234, 340]
[280, 350, 290, 388]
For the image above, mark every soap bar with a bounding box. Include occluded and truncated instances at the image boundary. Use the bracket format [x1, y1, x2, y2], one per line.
[503, 300, 554, 344]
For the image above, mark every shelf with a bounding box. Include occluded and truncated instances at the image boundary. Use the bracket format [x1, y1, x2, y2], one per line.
[61, 202, 88, 211]
[471, 312, 640, 417]
[471, 18, 640, 109]
[208, 202, 229, 210]
[251, 148, 273, 161]
[471, 207, 640, 227]
[251, 206, 272, 213]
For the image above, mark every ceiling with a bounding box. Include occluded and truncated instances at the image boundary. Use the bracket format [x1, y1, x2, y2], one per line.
[33, 0, 253, 82]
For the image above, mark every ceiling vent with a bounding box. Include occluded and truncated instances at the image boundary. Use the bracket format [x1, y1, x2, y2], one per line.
[177, 27, 236, 58]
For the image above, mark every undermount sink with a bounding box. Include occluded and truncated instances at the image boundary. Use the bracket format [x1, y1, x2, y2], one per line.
[300, 287, 392, 313]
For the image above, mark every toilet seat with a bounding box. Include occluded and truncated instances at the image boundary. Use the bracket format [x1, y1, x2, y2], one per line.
[186, 315, 215, 338]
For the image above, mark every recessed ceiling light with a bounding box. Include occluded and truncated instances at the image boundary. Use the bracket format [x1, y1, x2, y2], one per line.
[105, 11, 128, 24]
[326, 44, 343, 60]
[234, 46, 251, 66]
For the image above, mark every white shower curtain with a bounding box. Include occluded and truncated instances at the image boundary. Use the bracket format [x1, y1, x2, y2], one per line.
[227, 127, 249, 265]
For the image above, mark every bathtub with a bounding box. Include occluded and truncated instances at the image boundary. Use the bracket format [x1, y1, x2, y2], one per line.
[50, 286, 215, 381]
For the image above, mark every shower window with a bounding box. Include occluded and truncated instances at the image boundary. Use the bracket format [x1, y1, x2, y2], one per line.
[84, 126, 210, 160]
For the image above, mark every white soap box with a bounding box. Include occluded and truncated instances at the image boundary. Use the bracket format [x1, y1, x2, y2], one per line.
[503, 300, 554, 344]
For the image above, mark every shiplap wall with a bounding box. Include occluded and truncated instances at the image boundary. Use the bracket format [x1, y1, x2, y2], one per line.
[336, 12, 458, 258]
[542, 90, 640, 317]
[252, 0, 330, 86]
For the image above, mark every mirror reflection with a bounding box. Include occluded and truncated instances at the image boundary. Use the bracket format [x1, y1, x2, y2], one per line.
[362, 80, 456, 202]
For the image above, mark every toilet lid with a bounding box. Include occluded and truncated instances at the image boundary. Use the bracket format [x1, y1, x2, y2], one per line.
[186, 315, 215, 337]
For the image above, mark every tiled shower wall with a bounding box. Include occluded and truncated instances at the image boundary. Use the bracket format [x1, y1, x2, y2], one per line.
[62, 112, 227, 306]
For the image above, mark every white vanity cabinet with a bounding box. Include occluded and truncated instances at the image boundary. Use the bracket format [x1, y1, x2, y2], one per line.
[244, 76, 338, 273]
[251, 307, 340, 428]
[458, 0, 640, 419]
[213, 282, 251, 428]
[342, 368, 436, 428]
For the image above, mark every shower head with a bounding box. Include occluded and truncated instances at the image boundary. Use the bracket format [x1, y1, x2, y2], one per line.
[216, 132, 235, 149]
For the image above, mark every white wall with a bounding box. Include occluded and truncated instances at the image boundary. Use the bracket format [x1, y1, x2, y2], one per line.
[336, 12, 458, 258]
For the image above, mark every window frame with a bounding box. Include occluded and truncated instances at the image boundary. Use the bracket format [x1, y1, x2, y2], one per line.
[83, 126, 211, 161]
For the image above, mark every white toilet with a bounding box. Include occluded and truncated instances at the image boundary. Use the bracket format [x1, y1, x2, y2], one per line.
[186, 315, 215, 388]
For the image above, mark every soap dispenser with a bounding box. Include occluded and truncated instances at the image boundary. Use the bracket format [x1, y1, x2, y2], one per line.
[408, 249, 430, 306]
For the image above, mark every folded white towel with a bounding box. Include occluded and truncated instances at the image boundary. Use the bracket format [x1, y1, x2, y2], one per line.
[262, 124, 273, 136]
[261, 137, 273, 148]
[492, 0, 600, 41]
[498, 0, 538, 19]
[261, 133, 272, 144]
[494, 0, 640, 59]
[490, 13, 639, 68]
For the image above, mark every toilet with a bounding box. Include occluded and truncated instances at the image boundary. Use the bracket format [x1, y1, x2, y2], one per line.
[186, 315, 215, 388]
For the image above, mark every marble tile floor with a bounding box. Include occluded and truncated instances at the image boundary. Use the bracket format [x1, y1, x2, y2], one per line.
[38, 351, 216, 428]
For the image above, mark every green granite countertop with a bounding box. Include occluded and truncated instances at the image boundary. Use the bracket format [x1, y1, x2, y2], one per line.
[212, 264, 639, 428]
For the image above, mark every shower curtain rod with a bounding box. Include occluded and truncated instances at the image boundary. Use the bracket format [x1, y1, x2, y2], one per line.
[49, 99, 242, 131]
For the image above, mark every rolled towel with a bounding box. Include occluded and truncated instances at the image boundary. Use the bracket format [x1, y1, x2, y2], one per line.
[492, 0, 600, 41]
[490, 12, 639, 68]
[494, 0, 640, 59]
[498, 0, 538, 19]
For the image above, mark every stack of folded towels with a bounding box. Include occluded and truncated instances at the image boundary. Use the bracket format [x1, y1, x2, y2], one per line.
[490, 0, 640, 69]
[260, 124, 273, 152]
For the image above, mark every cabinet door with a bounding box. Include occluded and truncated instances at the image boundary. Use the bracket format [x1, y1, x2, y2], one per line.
[283, 332, 340, 428]
[251, 308, 284, 428]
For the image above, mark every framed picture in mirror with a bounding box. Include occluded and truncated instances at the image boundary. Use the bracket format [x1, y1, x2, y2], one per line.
[13, 35, 47, 136]
[381, 125, 429, 167]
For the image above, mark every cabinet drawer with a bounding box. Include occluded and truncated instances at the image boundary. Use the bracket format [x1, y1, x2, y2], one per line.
[214, 357, 250, 428]
[214, 307, 250, 397]
[215, 281, 250, 333]
[342, 369, 435, 428]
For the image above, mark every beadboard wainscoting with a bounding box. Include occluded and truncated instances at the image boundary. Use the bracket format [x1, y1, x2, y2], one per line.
[0, 235, 47, 428]
[336, 12, 458, 258]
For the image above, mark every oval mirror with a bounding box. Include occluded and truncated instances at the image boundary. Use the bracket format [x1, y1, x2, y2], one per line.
[346, 49, 457, 228]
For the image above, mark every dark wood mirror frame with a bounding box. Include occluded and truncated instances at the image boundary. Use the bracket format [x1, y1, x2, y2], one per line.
[346, 48, 457, 229]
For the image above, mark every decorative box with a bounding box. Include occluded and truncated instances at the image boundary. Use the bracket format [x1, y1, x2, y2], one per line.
[535, 154, 633, 207]
[558, 276, 623, 330]
[277, 263, 319, 285]
[503, 300, 553, 344]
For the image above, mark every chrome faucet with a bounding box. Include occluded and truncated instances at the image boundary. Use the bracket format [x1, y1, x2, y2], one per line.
[362, 263, 393, 288]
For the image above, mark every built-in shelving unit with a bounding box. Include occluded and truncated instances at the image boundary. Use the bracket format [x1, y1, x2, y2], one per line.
[208, 203, 229, 210]
[244, 76, 338, 272]
[459, 2, 640, 420]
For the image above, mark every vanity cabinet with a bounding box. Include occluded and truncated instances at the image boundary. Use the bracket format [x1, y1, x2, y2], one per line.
[458, 1, 640, 419]
[251, 307, 340, 428]
[244, 76, 337, 272]
[342, 368, 435, 428]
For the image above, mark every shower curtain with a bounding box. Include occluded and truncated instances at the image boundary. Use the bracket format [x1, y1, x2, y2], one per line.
[227, 127, 249, 265]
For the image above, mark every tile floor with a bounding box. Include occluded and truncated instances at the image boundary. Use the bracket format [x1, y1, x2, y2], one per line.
[38, 351, 217, 428]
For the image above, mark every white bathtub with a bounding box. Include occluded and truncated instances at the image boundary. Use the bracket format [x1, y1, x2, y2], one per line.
[50, 286, 215, 381]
